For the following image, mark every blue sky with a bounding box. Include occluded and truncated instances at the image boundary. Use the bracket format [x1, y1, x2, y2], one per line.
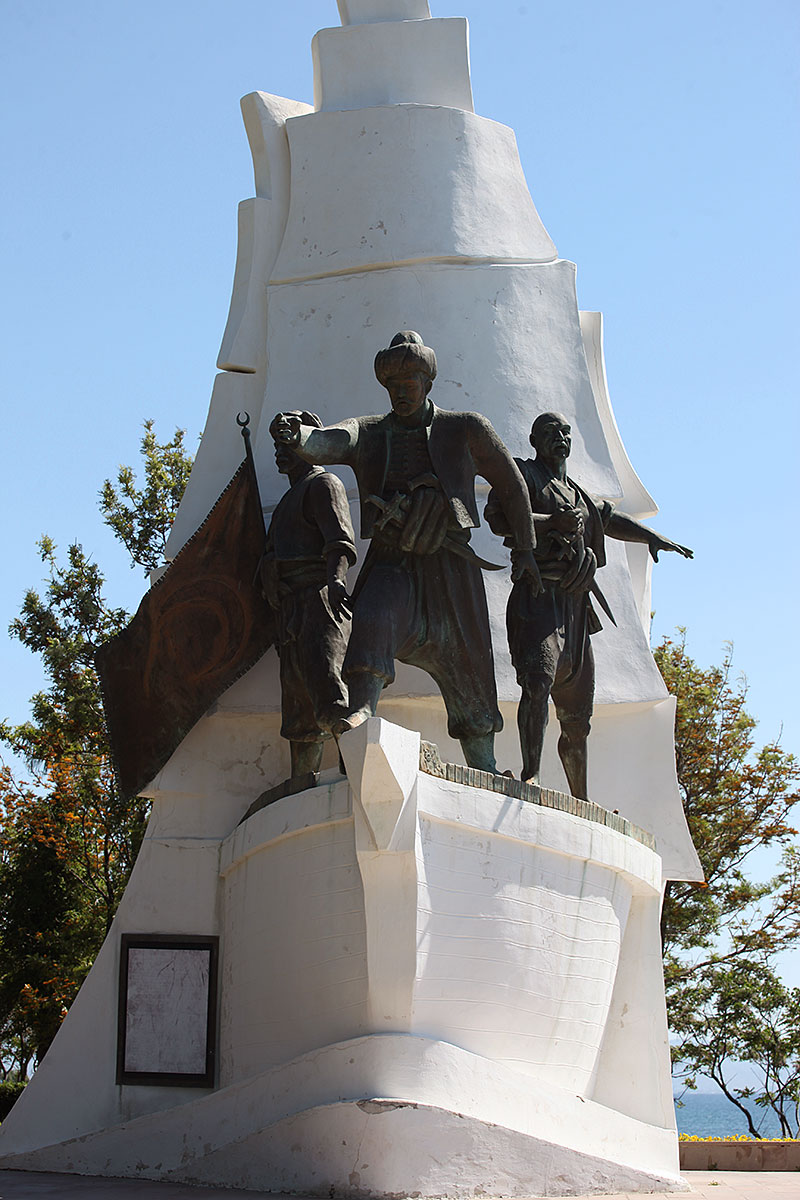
[2, 1, 798, 771]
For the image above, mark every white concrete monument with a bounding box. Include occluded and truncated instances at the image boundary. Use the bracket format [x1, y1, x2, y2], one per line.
[0, 3, 701, 1196]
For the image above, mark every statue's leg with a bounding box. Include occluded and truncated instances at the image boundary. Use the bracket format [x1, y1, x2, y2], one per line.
[333, 670, 384, 735]
[335, 558, 406, 735]
[406, 552, 502, 774]
[518, 675, 551, 784]
[506, 585, 559, 784]
[553, 639, 594, 800]
[290, 740, 324, 777]
[279, 632, 327, 775]
[459, 733, 497, 774]
[556, 719, 590, 800]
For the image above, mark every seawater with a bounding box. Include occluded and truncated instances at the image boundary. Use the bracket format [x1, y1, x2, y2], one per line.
[674, 1091, 784, 1138]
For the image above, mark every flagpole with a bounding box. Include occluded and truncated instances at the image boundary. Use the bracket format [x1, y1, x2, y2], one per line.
[236, 411, 253, 463]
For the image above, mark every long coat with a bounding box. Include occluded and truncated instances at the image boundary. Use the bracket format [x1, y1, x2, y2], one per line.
[293, 403, 536, 551]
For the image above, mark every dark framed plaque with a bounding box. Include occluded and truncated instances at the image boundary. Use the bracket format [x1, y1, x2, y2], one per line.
[116, 934, 218, 1087]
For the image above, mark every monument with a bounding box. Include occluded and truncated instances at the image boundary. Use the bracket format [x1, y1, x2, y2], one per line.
[0, 2, 702, 1196]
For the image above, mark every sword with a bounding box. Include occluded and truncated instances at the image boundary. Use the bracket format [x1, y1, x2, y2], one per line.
[366, 489, 505, 572]
[589, 580, 616, 626]
[548, 529, 616, 625]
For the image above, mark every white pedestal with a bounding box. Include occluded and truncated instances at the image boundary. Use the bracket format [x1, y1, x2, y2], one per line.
[0, 717, 684, 1196]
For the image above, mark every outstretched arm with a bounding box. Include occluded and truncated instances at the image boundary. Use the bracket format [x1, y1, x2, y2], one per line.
[271, 412, 357, 466]
[606, 510, 693, 562]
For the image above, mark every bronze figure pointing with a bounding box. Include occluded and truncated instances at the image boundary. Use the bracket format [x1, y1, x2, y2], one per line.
[486, 411, 692, 799]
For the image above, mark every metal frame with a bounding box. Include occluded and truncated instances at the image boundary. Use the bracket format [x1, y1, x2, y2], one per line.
[116, 933, 218, 1087]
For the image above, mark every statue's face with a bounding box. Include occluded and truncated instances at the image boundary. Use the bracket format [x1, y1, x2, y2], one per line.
[274, 441, 300, 474]
[384, 369, 431, 419]
[534, 418, 572, 463]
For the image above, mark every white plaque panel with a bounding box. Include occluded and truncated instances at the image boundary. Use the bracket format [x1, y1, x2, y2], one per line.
[118, 936, 217, 1086]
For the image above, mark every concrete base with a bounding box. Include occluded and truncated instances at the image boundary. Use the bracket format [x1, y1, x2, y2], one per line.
[0, 717, 685, 1196]
[0, 1036, 683, 1197]
[0, 714, 686, 1195]
[9, 1171, 797, 1200]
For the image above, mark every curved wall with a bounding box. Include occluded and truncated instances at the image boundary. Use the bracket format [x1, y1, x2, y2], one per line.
[217, 768, 662, 1096]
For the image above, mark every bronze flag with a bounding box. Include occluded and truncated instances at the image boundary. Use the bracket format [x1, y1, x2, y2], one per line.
[96, 439, 274, 800]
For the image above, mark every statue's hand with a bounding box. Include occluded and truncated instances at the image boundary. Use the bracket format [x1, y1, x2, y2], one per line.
[561, 546, 597, 593]
[271, 412, 302, 446]
[327, 578, 353, 623]
[511, 548, 543, 595]
[549, 505, 584, 538]
[649, 534, 694, 563]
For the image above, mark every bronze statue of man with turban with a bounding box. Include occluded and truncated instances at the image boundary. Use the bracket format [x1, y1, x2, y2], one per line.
[272, 331, 542, 774]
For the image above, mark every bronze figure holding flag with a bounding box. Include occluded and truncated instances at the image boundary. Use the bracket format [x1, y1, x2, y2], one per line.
[263, 412, 356, 777]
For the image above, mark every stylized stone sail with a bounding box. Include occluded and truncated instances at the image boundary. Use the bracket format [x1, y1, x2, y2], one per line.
[163, 0, 698, 880]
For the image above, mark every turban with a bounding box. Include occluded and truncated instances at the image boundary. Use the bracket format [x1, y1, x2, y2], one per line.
[374, 331, 437, 386]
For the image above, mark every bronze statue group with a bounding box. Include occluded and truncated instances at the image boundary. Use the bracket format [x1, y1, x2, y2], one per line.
[267, 332, 691, 798]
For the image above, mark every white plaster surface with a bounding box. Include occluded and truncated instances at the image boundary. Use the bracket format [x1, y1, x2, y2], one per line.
[218, 92, 312, 374]
[170, 92, 310, 557]
[580, 310, 656, 519]
[142, 705, 287, 827]
[623, 538, 656, 640]
[213, 725, 671, 1110]
[341, 715, 420, 850]
[379, 695, 699, 881]
[255, 261, 616, 505]
[0, 736, 681, 1192]
[215, 198, 271, 373]
[590, 891, 676, 1128]
[338, 0, 432, 23]
[0, 1037, 682, 1195]
[413, 811, 634, 1093]
[240, 91, 312, 204]
[587, 697, 700, 880]
[271, 106, 556, 283]
[218, 779, 368, 1084]
[313, 19, 474, 113]
[342, 720, 422, 1031]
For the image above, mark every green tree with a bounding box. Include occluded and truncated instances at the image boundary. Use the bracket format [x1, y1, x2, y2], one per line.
[656, 633, 800, 1136]
[675, 955, 800, 1137]
[0, 424, 193, 1079]
[99, 420, 193, 576]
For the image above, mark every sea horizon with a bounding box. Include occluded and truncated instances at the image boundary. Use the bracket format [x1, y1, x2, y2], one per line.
[674, 1090, 788, 1139]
